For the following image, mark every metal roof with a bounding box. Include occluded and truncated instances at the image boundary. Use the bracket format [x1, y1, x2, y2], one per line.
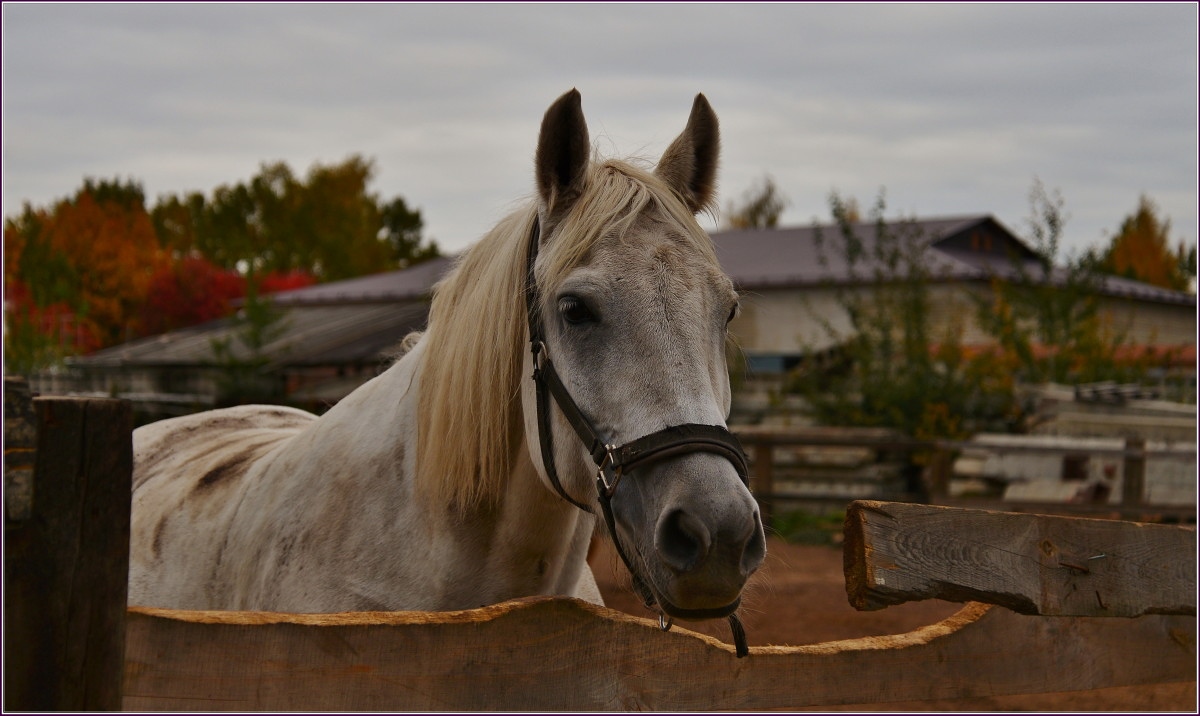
[715, 215, 1193, 306]
[72, 302, 429, 369]
[713, 215, 999, 289]
[268, 256, 454, 306]
[264, 213, 1195, 307]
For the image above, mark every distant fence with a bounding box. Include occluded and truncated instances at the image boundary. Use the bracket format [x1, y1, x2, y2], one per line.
[734, 426, 1197, 529]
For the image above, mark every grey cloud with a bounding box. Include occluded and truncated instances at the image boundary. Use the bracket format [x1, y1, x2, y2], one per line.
[2, 2, 1195, 256]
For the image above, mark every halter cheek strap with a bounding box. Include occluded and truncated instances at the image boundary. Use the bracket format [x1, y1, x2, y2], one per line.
[524, 216, 751, 658]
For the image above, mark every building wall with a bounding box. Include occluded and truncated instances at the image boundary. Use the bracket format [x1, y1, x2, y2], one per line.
[732, 281, 1196, 367]
[1099, 296, 1197, 347]
[733, 282, 1000, 361]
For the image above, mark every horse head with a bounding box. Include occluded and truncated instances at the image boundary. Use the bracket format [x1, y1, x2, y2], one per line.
[524, 89, 767, 623]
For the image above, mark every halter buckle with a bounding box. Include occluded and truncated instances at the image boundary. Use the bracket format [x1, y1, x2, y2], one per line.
[597, 444, 623, 497]
[530, 340, 549, 375]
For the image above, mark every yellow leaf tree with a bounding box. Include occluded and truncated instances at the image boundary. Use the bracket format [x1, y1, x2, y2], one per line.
[1100, 195, 1193, 292]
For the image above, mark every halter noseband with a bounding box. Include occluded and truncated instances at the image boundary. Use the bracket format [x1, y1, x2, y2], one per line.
[524, 216, 751, 657]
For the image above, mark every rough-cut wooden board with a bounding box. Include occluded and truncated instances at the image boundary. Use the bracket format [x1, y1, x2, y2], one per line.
[124, 597, 1194, 711]
[4, 396, 133, 711]
[844, 500, 1196, 616]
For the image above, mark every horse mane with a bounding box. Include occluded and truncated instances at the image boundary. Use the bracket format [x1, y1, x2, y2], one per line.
[415, 158, 720, 512]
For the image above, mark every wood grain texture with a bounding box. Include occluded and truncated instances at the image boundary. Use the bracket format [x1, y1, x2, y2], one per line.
[4, 396, 133, 711]
[844, 500, 1196, 617]
[123, 597, 1195, 711]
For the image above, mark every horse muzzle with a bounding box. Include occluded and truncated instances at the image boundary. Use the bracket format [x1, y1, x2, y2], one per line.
[639, 479, 766, 619]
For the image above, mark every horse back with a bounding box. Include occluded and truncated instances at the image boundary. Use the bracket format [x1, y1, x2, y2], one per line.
[129, 404, 315, 608]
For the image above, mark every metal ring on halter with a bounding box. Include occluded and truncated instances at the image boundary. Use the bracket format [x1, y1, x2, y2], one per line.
[531, 340, 549, 372]
[597, 444, 622, 496]
[659, 613, 673, 631]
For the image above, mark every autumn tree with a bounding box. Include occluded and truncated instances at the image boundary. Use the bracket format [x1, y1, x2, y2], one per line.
[150, 191, 206, 260]
[381, 196, 436, 268]
[724, 174, 789, 229]
[140, 256, 246, 336]
[1097, 194, 1193, 292]
[973, 179, 1146, 386]
[6, 158, 434, 372]
[151, 155, 436, 280]
[4, 179, 166, 362]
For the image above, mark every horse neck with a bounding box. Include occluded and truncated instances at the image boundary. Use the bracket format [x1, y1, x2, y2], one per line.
[260, 346, 425, 523]
[289, 339, 593, 607]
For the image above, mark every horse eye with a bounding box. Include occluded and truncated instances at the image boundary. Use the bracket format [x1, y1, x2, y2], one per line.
[558, 296, 596, 325]
[726, 301, 740, 325]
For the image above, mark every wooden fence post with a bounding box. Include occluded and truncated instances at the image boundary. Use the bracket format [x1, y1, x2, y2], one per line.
[1122, 437, 1146, 509]
[750, 439, 775, 531]
[925, 446, 953, 501]
[3, 384, 133, 711]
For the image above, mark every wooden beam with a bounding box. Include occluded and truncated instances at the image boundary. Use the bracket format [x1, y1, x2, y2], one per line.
[844, 500, 1196, 617]
[4, 394, 133, 711]
[123, 597, 1194, 711]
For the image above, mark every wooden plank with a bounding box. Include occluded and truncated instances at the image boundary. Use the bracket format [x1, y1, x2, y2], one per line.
[844, 500, 1196, 616]
[735, 426, 925, 452]
[931, 495, 1195, 523]
[3, 395, 133, 711]
[123, 597, 1194, 711]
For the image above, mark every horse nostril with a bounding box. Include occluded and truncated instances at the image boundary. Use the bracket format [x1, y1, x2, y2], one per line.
[741, 512, 767, 576]
[656, 509, 712, 573]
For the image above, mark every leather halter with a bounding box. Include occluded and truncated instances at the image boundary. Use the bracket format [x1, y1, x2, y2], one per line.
[524, 216, 751, 657]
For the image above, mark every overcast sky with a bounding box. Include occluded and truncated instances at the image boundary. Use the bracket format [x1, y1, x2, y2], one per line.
[3, 3, 1197, 261]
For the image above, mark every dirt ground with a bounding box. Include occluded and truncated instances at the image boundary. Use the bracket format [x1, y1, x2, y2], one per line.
[588, 536, 1195, 712]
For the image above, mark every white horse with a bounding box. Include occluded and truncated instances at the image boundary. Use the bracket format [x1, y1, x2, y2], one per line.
[129, 90, 766, 638]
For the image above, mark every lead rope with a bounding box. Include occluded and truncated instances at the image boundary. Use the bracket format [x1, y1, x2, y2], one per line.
[728, 612, 749, 658]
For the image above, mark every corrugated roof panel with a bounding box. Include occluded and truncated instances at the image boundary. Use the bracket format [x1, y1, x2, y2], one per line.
[71, 303, 429, 369]
[268, 256, 454, 305]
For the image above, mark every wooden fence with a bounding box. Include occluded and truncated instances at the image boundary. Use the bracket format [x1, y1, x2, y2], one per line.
[734, 425, 1197, 529]
[3, 387, 1195, 711]
[118, 502, 1197, 711]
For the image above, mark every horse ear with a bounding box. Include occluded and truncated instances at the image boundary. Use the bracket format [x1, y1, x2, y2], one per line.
[535, 88, 590, 222]
[655, 93, 720, 214]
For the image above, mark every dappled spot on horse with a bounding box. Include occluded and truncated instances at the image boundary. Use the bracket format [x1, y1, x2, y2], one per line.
[193, 454, 253, 492]
[128, 89, 765, 650]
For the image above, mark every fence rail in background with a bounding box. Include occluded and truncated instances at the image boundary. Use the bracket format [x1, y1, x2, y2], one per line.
[734, 426, 1197, 529]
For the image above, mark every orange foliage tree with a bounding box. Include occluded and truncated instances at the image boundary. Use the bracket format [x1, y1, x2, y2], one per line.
[38, 183, 168, 345]
[152, 155, 435, 281]
[4, 179, 167, 367]
[1099, 195, 1193, 292]
[6, 158, 434, 373]
[140, 258, 316, 336]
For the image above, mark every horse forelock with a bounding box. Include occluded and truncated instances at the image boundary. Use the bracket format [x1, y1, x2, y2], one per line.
[540, 159, 719, 286]
[415, 157, 721, 513]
